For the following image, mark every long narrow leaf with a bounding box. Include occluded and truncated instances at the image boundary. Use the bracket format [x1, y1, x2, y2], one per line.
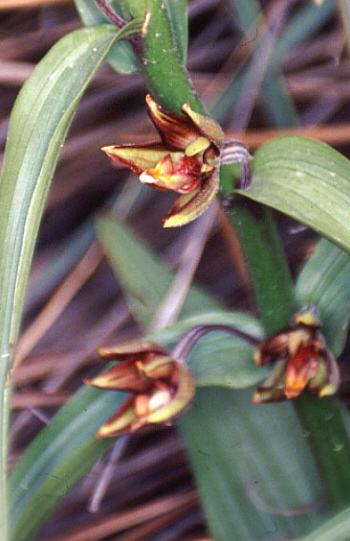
[96, 216, 219, 325]
[9, 387, 117, 541]
[73, 0, 139, 73]
[1, 22, 138, 541]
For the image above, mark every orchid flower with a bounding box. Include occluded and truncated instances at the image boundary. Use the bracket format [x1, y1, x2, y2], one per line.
[85, 341, 195, 437]
[252, 306, 340, 403]
[102, 94, 250, 227]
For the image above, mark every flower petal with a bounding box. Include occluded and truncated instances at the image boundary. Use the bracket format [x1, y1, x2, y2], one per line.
[308, 349, 340, 397]
[85, 342, 170, 392]
[252, 387, 286, 404]
[291, 305, 322, 328]
[181, 103, 224, 147]
[138, 356, 175, 380]
[96, 397, 138, 438]
[254, 332, 290, 365]
[102, 142, 172, 175]
[84, 359, 150, 392]
[145, 94, 198, 149]
[163, 170, 219, 227]
[98, 341, 168, 359]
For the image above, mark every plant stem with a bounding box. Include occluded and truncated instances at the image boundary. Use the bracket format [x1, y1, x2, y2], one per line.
[117, 0, 204, 114]
[171, 323, 260, 364]
[227, 200, 296, 333]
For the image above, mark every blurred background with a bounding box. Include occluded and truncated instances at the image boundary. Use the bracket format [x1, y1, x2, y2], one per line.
[1, 0, 350, 539]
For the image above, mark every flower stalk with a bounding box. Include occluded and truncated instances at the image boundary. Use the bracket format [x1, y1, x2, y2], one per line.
[171, 323, 260, 365]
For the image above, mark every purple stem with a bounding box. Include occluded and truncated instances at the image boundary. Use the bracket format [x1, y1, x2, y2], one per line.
[172, 324, 260, 364]
[94, 0, 126, 28]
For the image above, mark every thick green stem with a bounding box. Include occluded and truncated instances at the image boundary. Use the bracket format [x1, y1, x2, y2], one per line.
[118, 0, 204, 114]
[227, 200, 296, 333]
[124, 0, 350, 513]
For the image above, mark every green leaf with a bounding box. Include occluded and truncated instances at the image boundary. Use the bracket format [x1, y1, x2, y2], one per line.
[243, 136, 350, 254]
[296, 238, 350, 357]
[9, 387, 118, 541]
[302, 507, 350, 541]
[96, 216, 219, 325]
[148, 310, 266, 389]
[148, 310, 262, 346]
[180, 388, 327, 541]
[188, 330, 266, 388]
[74, 0, 139, 73]
[0, 24, 123, 541]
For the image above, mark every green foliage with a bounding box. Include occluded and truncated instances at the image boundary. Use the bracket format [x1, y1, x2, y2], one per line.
[74, 0, 139, 73]
[3, 1, 350, 540]
[9, 387, 116, 541]
[302, 507, 350, 541]
[245, 136, 350, 254]
[181, 388, 326, 540]
[96, 216, 219, 325]
[296, 238, 350, 357]
[0, 24, 129, 541]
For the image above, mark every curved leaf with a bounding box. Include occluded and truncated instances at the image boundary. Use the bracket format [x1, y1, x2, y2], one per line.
[74, 0, 139, 73]
[96, 216, 219, 325]
[0, 24, 122, 541]
[296, 238, 350, 357]
[242, 136, 350, 254]
[148, 311, 265, 389]
[189, 330, 266, 388]
[9, 387, 118, 541]
[302, 507, 350, 541]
